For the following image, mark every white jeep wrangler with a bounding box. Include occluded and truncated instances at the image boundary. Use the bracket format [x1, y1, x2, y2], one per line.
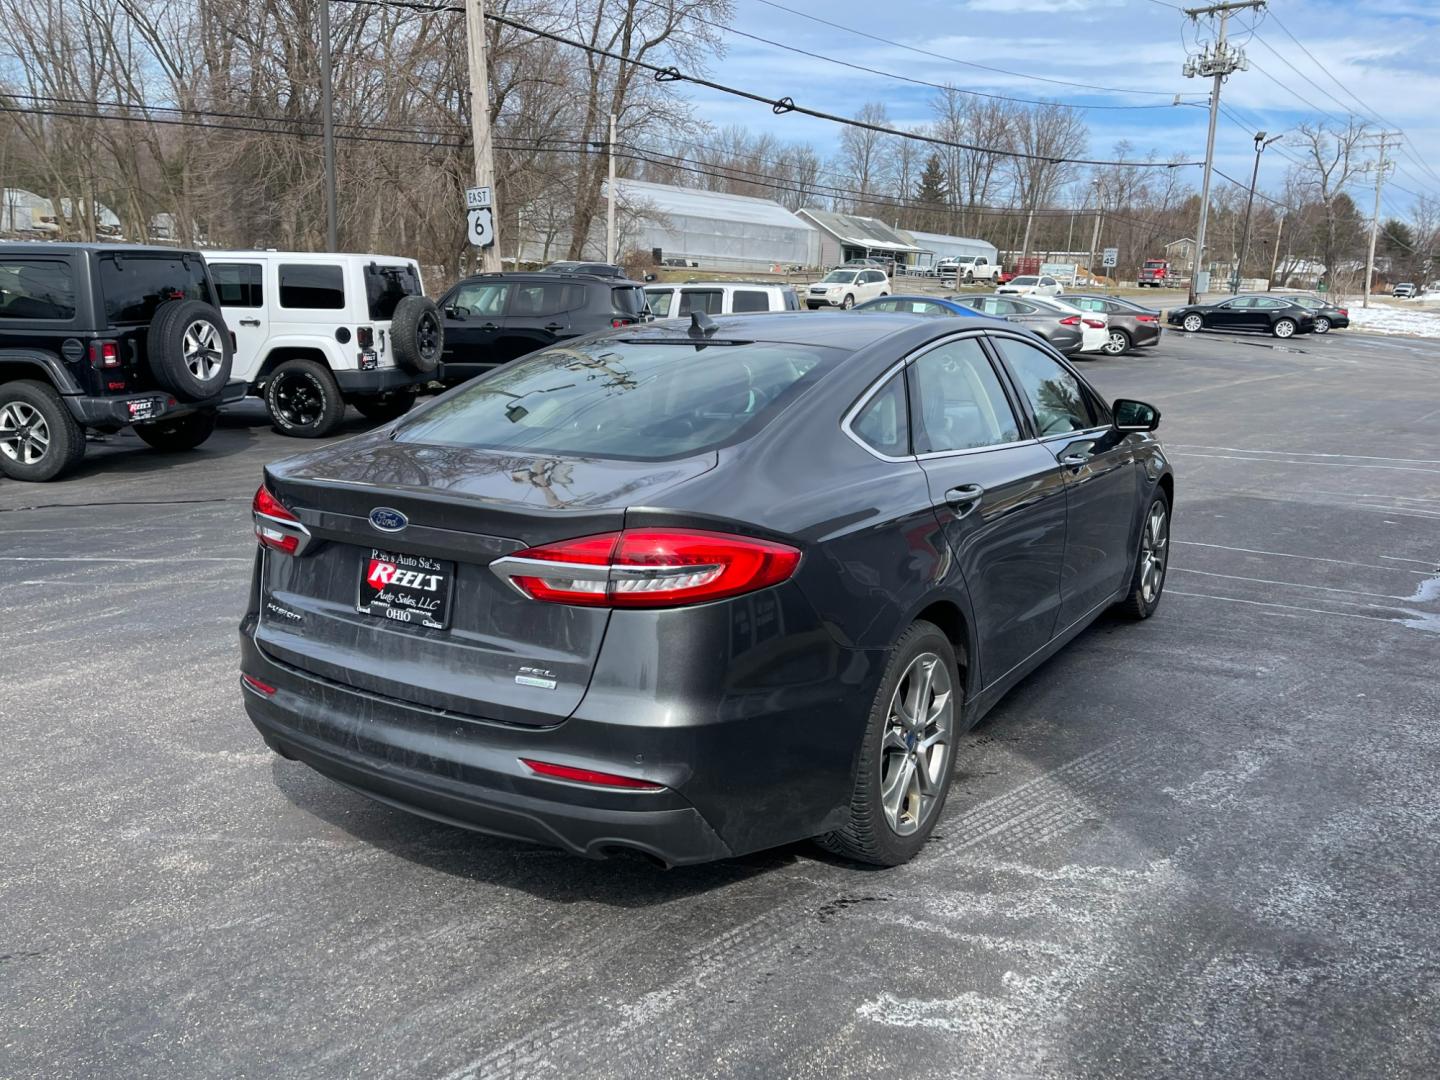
[205, 251, 443, 437]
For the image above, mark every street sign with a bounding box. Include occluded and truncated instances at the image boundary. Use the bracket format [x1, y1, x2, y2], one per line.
[1102, 247, 1119, 268]
[465, 186, 493, 210]
[467, 207, 495, 249]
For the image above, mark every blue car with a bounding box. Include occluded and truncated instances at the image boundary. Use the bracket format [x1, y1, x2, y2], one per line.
[852, 295, 991, 318]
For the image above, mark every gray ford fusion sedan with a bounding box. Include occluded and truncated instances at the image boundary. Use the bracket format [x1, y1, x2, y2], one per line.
[240, 312, 1173, 867]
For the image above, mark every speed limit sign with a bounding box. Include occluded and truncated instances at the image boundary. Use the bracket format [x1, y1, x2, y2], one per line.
[1102, 247, 1118, 268]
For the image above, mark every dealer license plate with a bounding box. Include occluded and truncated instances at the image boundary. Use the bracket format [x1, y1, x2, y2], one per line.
[357, 548, 454, 630]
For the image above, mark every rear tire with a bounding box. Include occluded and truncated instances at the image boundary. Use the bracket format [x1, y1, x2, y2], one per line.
[1273, 318, 1296, 338]
[133, 408, 217, 452]
[264, 358, 344, 438]
[353, 392, 417, 424]
[1102, 328, 1132, 356]
[818, 620, 959, 867]
[1313, 316, 1331, 334]
[0, 379, 86, 482]
[1116, 489, 1170, 619]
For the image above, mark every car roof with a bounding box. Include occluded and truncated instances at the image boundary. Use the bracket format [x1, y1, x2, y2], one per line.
[645, 281, 788, 289]
[612, 311, 973, 349]
[0, 241, 203, 256]
[457, 271, 639, 285]
[202, 250, 417, 262]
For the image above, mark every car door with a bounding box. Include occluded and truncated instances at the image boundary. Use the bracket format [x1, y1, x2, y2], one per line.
[441, 280, 511, 377]
[990, 335, 1138, 628]
[495, 281, 578, 361]
[1211, 297, 1255, 330]
[207, 260, 267, 381]
[907, 332, 1071, 687]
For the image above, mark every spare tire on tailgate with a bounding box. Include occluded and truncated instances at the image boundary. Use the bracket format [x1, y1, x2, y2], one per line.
[146, 299, 233, 402]
[390, 295, 443, 374]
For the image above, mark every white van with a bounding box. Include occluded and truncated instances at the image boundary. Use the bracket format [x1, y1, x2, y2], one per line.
[205, 251, 442, 437]
[643, 281, 800, 318]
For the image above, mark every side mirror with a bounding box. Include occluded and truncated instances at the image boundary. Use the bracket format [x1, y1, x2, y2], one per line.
[446, 306, 467, 321]
[1113, 398, 1160, 432]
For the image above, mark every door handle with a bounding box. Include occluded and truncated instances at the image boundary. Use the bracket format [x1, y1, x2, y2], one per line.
[544, 322, 565, 331]
[479, 322, 499, 331]
[1059, 451, 1089, 467]
[944, 484, 985, 517]
[238, 318, 260, 327]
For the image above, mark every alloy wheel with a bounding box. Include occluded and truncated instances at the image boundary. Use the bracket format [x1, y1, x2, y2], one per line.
[417, 312, 440, 358]
[1314, 317, 1330, 334]
[1274, 319, 1295, 338]
[1139, 501, 1169, 605]
[1182, 314, 1203, 333]
[1104, 330, 1128, 355]
[183, 320, 224, 381]
[880, 653, 954, 836]
[0, 401, 49, 465]
[273, 372, 327, 427]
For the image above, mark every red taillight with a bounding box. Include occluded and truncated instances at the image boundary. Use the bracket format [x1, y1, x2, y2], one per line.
[611, 317, 634, 328]
[89, 340, 120, 368]
[1136, 314, 1158, 323]
[521, 759, 664, 790]
[357, 326, 374, 348]
[252, 483, 303, 555]
[241, 674, 276, 696]
[1338, 308, 1349, 317]
[1059, 315, 1081, 326]
[496, 528, 802, 608]
[1083, 318, 1105, 329]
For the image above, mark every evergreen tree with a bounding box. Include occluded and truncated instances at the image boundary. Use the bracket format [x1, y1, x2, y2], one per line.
[915, 154, 949, 233]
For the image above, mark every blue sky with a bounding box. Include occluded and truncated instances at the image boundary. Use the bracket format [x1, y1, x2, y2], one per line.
[672, 0, 1440, 215]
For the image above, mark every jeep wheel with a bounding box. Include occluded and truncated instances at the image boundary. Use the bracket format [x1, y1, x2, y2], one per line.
[391, 296, 444, 374]
[353, 392, 417, 424]
[0, 379, 86, 482]
[147, 299, 233, 402]
[133, 408, 217, 452]
[265, 359, 344, 438]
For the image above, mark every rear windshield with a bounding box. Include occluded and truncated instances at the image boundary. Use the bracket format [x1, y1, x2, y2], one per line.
[1144, 261, 1166, 268]
[395, 339, 842, 460]
[1010, 276, 1038, 285]
[99, 252, 213, 325]
[365, 263, 422, 320]
[612, 285, 648, 315]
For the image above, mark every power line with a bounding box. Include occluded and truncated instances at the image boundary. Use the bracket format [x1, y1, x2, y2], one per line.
[748, 0, 1200, 100]
[330, 0, 1204, 168]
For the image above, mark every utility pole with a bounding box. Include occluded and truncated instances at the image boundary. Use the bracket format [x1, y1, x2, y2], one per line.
[1361, 131, 1402, 308]
[465, 0, 502, 272]
[1235, 130, 1282, 293]
[605, 113, 617, 265]
[318, 0, 338, 251]
[1270, 208, 1285, 284]
[1181, 0, 1264, 304]
[1086, 178, 1101, 278]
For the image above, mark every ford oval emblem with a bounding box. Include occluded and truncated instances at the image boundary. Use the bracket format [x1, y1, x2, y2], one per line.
[369, 507, 408, 532]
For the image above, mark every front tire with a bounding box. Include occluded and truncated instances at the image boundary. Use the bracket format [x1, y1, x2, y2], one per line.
[1181, 313, 1203, 333]
[1102, 328, 1132, 356]
[1116, 489, 1170, 619]
[819, 621, 959, 867]
[841, 294, 855, 310]
[1273, 318, 1296, 338]
[0, 379, 86, 482]
[264, 358, 344, 438]
[133, 408, 217, 452]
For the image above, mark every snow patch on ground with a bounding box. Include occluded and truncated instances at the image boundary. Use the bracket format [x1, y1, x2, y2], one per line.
[1345, 302, 1440, 337]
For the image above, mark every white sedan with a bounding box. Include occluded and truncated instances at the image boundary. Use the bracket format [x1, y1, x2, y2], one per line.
[806, 268, 890, 309]
[1040, 296, 1109, 353]
[997, 274, 1064, 297]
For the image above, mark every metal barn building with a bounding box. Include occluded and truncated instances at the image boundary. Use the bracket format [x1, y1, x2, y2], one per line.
[906, 230, 999, 270]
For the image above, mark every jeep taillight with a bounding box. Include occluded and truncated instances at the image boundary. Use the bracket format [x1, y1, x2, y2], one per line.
[357, 326, 374, 348]
[492, 528, 801, 608]
[89, 340, 120, 368]
[252, 484, 309, 555]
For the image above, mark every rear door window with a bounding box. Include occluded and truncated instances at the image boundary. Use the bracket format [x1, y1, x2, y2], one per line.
[210, 262, 263, 308]
[645, 290, 674, 317]
[279, 264, 344, 310]
[678, 290, 723, 315]
[364, 263, 422, 320]
[395, 340, 842, 460]
[0, 258, 76, 320]
[732, 290, 770, 312]
[909, 338, 1021, 453]
[511, 283, 580, 318]
[99, 252, 213, 325]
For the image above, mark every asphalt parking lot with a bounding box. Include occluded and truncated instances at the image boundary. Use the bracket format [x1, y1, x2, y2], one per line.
[3, 326, 1439, 1079]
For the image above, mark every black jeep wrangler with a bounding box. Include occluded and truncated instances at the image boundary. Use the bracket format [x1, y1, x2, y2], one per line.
[0, 243, 244, 481]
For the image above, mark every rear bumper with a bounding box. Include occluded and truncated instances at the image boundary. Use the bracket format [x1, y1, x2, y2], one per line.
[65, 378, 246, 427]
[334, 366, 439, 395]
[238, 600, 881, 865]
[1132, 323, 1162, 347]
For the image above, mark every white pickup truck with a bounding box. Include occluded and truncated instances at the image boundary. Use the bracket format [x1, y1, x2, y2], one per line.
[939, 255, 1004, 284]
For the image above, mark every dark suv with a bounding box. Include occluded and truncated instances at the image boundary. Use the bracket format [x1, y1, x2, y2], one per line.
[0, 243, 244, 481]
[436, 272, 651, 383]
